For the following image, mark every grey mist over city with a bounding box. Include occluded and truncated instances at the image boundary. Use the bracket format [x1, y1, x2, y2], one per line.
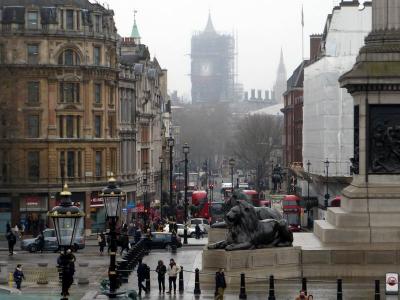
[1, 0, 400, 299]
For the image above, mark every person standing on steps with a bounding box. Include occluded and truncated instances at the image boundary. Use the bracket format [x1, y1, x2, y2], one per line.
[215, 268, 226, 300]
[156, 260, 167, 294]
[166, 258, 180, 294]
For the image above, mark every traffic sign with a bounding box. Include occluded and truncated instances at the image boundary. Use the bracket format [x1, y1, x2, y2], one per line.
[386, 273, 399, 295]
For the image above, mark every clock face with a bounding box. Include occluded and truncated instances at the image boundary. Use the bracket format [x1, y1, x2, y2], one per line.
[200, 62, 212, 76]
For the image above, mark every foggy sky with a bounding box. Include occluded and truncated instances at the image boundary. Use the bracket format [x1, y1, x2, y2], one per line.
[105, 0, 353, 100]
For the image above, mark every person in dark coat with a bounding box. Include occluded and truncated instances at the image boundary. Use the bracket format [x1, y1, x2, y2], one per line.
[134, 229, 141, 244]
[13, 264, 25, 290]
[215, 268, 226, 300]
[37, 232, 45, 253]
[6, 226, 16, 256]
[98, 233, 106, 255]
[155, 260, 167, 293]
[136, 260, 148, 296]
[119, 233, 130, 255]
[195, 224, 201, 239]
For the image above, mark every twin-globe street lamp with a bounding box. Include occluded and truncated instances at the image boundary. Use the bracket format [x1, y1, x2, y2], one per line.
[101, 176, 126, 298]
[48, 184, 84, 300]
[182, 143, 190, 245]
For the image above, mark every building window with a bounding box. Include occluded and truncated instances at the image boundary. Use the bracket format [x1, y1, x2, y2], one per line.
[95, 15, 101, 33]
[59, 116, 64, 137]
[66, 115, 74, 138]
[58, 49, 80, 66]
[141, 125, 150, 143]
[66, 10, 74, 30]
[60, 82, 80, 103]
[109, 86, 114, 105]
[27, 82, 39, 103]
[94, 115, 102, 138]
[27, 44, 39, 64]
[93, 46, 101, 65]
[77, 116, 80, 138]
[77, 151, 82, 177]
[27, 115, 40, 138]
[94, 83, 101, 104]
[67, 151, 75, 178]
[108, 115, 115, 138]
[95, 151, 102, 178]
[141, 148, 149, 170]
[110, 148, 117, 174]
[27, 151, 40, 180]
[27, 11, 39, 29]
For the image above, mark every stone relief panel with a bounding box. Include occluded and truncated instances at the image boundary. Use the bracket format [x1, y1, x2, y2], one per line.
[369, 105, 400, 173]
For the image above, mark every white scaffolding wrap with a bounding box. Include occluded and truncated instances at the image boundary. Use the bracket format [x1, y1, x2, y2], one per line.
[302, 4, 371, 177]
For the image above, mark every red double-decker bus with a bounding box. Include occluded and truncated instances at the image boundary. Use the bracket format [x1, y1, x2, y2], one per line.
[191, 190, 210, 219]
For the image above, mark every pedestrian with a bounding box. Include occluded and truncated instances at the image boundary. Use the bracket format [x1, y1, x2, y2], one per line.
[145, 229, 152, 252]
[37, 231, 45, 253]
[195, 223, 201, 239]
[13, 264, 25, 290]
[155, 260, 167, 294]
[134, 228, 141, 244]
[98, 232, 106, 255]
[119, 233, 129, 255]
[215, 268, 226, 300]
[6, 227, 16, 256]
[166, 258, 180, 294]
[14, 225, 20, 240]
[136, 259, 148, 296]
[295, 290, 307, 300]
[106, 232, 111, 254]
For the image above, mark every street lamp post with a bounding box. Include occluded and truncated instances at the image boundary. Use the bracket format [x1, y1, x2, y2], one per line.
[324, 159, 330, 209]
[143, 162, 149, 229]
[306, 160, 312, 228]
[229, 158, 235, 194]
[159, 157, 164, 221]
[183, 143, 190, 245]
[100, 176, 125, 298]
[168, 137, 175, 218]
[48, 184, 84, 300]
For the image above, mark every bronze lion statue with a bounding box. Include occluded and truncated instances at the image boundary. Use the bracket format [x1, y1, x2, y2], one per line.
[208, 200, 293, 251]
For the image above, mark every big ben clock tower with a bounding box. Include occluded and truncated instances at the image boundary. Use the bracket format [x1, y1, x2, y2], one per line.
[191, 13, 236, 103]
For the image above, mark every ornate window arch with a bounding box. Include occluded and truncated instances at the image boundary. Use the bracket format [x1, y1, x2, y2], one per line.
[58, 49, 81, 66]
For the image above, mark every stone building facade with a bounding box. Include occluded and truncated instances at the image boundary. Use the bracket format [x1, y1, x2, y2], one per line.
[0, 0, 119, 235]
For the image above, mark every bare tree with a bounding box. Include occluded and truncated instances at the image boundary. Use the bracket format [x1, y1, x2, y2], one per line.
[231, 114, 283, 190]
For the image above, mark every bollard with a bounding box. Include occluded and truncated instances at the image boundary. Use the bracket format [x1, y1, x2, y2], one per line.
[337, 278, 343, 300]
[302, 277, 307, 295]
[268, 275, 276, 300]
[239, 273, 247, 299]
[77, 262, 89, 285]
[194, 268, 201, 295]
[179, 266, 184, 293]
[145, 265, 150, 293]
[37, 263, 48, 285]
[375, 280, 380, 300]
[0, 261, 8, 284]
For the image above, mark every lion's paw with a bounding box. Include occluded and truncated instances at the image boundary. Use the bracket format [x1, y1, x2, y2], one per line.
[225, 244, 235, 251]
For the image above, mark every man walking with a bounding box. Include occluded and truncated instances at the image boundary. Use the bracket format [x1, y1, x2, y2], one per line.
[136, 259, 148, 296]
[6, 225, 16, 256]
[215, 268, 226, 300]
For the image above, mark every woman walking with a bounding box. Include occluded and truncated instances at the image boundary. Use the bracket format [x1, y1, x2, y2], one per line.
[156, 260, 167, 294]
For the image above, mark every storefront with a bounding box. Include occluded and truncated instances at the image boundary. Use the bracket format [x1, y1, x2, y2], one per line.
[0, 196, 12, 234]
[20, 194, 49, 236]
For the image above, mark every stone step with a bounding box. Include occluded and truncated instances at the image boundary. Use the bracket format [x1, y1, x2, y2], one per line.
[314, 220, 371, 243]
[326, 207, 369, 228]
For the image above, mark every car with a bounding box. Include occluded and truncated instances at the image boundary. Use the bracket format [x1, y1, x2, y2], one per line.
[190, 218, 210, 234]
[163, 224, 196, 237]
[20, 228, 85, 253]
[131, 232, 182, 250]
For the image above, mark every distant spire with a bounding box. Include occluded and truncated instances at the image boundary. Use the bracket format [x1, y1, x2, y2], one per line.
[204, 11, 216, 34]
[278, 48, 286, 72]
[131, 10, 141, 43]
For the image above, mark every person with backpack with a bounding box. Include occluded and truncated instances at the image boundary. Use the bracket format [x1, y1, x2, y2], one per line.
[155, 260, 167, 294]
[136, 259, 148, 296]
[6, 226, 16, 256]
[13, 264, 25, 290]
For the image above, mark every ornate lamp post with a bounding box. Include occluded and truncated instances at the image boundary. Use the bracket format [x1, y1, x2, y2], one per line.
[183, 143, 190, 245]
[168, 137, 175, 217]
[101, 176, 125, 298]
[159, 156, 164, 220]
[48, 184, 84, 300]
[229, 158, 235, 194]
[324, 159, 330, 209]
